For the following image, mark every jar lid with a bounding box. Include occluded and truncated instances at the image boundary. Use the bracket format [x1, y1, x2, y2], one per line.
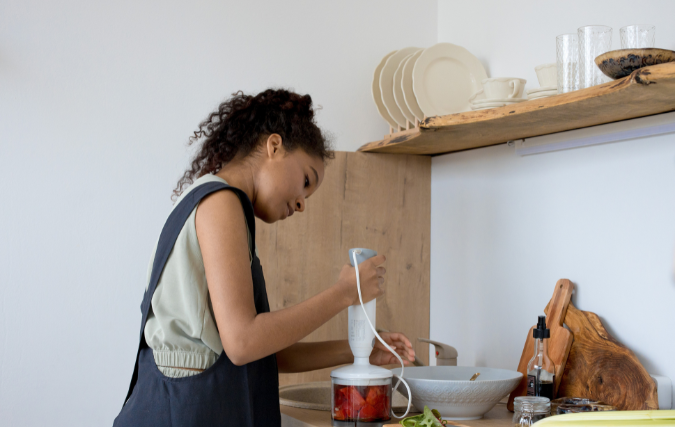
[514, 396, 551, 412]
[515, 396, 550, 404]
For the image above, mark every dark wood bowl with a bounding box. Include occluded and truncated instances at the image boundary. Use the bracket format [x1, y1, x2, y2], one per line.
[556, 403, 617, 415]
[595, 48, 675, 79]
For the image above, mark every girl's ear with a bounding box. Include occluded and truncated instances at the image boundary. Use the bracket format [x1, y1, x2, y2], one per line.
[265, 133, 285, 159]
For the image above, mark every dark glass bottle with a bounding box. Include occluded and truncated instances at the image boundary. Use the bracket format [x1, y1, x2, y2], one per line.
[526, 316, 555, 400]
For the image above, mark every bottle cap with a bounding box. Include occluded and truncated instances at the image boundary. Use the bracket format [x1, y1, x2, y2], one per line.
[533, 315, 550, 339]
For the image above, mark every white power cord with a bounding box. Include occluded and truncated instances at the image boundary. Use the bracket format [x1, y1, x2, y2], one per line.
[352, 251, 412, 419]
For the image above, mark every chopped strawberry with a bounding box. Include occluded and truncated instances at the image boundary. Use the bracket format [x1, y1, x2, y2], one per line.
[333, 407, 345, 421]
[345, 386, 366, 409]
[334, 384, 393, 421]
[359, 404, 378, 421]
[365, 386, 384, 406]
[334, 388, 344, 407]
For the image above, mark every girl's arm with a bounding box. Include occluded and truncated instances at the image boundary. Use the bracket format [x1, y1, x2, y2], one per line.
[196, 190, 386, 366]
[276, 341, 352, 373]
[276, 333, 416, 373]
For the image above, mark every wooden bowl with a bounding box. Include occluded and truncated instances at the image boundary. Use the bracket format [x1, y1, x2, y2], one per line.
[595, 48, 675, 80]
[550, 397, 605, 415]
[557, 403, 617, 414]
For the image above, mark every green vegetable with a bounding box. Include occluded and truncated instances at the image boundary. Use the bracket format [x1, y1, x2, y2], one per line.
[400, 406, 444, 427]
[400, 414, 424, 427]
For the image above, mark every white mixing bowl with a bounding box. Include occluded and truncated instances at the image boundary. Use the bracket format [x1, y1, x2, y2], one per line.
[391, 366, 522, 420]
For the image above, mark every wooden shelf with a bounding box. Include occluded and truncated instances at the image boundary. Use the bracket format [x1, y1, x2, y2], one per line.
[358, 63, 675, 155]
[281, 403, 513, 427]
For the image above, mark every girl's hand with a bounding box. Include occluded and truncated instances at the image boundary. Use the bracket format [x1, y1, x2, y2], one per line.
[336, 255, 386, 306]
[370, 332, 416, 366]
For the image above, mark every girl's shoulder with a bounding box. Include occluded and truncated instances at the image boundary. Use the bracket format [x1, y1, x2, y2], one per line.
[173, 174, 229, 206]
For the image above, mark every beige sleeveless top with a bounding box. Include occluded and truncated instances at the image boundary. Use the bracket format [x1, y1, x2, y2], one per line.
[143, 174, 254, 378]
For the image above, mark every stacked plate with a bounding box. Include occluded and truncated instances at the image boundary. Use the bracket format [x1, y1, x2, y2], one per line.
[527, 86, 558, 100]
[372, 43, 488, 128]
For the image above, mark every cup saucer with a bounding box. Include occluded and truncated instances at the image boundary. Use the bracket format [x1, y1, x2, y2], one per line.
[528, 90, 558, 99]
[471, 101, 522, 109]
[527, 86, 557, 94]
[528, 93, 557, 100]
[471, 104, 503, 110]
[471, 97, 527, 105]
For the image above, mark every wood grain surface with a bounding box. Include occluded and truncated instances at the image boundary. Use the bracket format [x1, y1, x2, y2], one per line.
[507, 279, 574, 411]
[358, 63, 675, 155]
[281, 402, 513, 427]
[551, 303, 659, 410]
[255, 151, 431, 387]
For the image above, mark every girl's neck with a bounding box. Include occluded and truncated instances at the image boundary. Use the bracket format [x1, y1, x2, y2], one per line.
[214, 158, 258, 205]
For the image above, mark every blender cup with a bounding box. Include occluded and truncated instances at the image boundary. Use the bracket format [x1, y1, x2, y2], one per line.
[331, 376, 392, 427]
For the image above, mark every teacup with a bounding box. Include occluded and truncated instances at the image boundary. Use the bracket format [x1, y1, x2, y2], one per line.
[535, 63, 558, 88]
[470, 77, 526, 101]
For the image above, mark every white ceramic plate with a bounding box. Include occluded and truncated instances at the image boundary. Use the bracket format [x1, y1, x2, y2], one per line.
[381, 47, 422, 127]
[526, 85, 557, 94]
[472, 97, 527, 105]
[401, 50, 425, 122]
[413, 43, 488, 117]
[372, 50, 399, 128]
[394, 53, 417, 124]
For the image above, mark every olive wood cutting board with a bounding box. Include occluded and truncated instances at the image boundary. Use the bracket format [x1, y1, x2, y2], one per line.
[550, 302, 659, 410]
[507, 279, 575, 411]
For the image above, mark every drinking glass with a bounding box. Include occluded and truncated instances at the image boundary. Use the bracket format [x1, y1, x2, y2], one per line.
[620, 25, 656, 49]
[556, 33, 579, 93]
[578, 25, 613, 88]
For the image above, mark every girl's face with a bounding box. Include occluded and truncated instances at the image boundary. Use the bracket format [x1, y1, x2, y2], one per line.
[254, 134, 325, 223]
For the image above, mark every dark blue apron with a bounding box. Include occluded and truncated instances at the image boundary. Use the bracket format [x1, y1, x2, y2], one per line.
[114, 182, 281, 427]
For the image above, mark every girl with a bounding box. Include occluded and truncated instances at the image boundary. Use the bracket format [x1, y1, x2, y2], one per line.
[114, 89, 416, 426]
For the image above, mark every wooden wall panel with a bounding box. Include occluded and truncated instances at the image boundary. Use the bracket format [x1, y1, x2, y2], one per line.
[255, 151, 431, 387]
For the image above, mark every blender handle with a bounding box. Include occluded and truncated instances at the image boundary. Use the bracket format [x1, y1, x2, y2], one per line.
[352, 250, 412, 419]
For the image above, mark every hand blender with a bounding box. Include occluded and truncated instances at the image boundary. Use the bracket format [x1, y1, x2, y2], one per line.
[330, 248, 411, 427]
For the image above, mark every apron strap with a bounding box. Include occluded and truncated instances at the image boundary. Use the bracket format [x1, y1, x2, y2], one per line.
[123, 180, 256, 404]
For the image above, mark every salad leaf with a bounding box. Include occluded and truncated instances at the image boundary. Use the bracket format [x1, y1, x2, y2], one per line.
[400, 414, 424, 427]
[399, 406, 444, 427]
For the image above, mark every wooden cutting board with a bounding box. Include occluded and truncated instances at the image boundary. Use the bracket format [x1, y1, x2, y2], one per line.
[552, 302, 659, 410]
[507, 279, 575, 411]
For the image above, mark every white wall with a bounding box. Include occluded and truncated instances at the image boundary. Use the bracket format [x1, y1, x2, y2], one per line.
[432, 0, 675, 407]
[0, 1, 436, 425]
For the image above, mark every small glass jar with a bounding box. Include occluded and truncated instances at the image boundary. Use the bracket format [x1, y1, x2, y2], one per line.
[513, 396, 550, 427]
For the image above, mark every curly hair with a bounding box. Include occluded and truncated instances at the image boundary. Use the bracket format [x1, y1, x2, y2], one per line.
[173, 88, 333, 200]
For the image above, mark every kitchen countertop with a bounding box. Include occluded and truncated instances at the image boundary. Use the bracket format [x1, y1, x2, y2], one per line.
[280, 403, 513, 427]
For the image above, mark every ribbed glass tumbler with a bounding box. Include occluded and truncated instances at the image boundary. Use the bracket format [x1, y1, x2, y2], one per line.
[556, 33, 579, 94]
[578, 25, 613, 88]
[620, 24, 655, 49]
